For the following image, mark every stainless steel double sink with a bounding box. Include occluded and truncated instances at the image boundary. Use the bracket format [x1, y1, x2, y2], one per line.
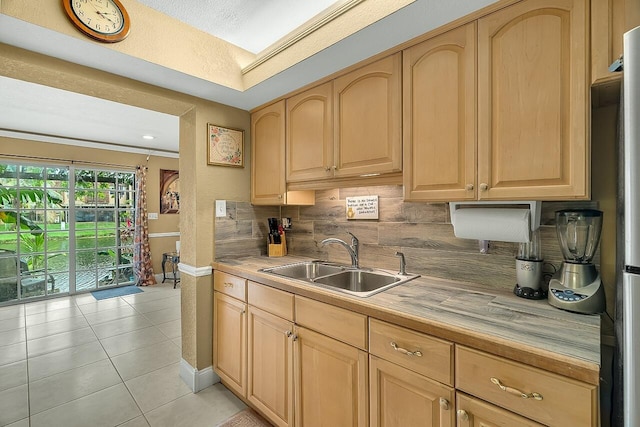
[259, 261, 419, 297]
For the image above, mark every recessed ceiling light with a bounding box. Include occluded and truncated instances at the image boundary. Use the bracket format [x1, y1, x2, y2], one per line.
[142, 135, 155, 140]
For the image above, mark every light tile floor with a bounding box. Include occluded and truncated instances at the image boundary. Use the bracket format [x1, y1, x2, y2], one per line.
[0, 282, 248, 427]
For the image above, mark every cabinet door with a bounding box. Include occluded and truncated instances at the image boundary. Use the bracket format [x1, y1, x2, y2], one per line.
[477, 0, 589, 200]
[247, 306, 294, 427]
[591, 0, 640, 85]
[286, 82, 334, 182]
[370, 356, 454, 427]
[294, 326, 368, 427]
[403, 23, 476, 202]
[213, 291, 246, 397]
[333, 53, 402, 178]
[456, 393, 545, 427]
[251, 100, 286, 205]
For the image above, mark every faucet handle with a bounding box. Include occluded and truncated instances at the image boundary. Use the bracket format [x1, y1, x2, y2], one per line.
[395, 251, 407, 275]
[346, 231, 358, 246]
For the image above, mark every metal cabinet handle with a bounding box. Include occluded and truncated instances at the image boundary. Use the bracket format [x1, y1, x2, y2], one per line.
[224, 282, 233, 288]
[490, 377, 543, 400]
[480, 183, 489, 191]
[457, 410, 469, 421]
[390, 341, 422, 357]
[466, 184, 474, 191]
[439, 397, 449, 411]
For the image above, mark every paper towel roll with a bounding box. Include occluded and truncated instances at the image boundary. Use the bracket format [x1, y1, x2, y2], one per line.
[452, 208, 531, 243]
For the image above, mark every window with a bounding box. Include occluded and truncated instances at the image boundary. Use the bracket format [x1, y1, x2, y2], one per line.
[0, 162, 135, 304]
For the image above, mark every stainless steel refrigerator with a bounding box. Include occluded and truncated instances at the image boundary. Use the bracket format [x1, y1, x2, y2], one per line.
[623, 24, 640, 427]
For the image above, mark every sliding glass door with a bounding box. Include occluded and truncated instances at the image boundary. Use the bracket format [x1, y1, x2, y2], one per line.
[0, 161, 135, 304]
[74, 168, 135, 292]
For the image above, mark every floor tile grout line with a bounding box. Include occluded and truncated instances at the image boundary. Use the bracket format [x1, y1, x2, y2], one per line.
[1, 284, 183, 427]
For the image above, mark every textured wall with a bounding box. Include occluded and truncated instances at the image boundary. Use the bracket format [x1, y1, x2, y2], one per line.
[215, 186, 601, 293]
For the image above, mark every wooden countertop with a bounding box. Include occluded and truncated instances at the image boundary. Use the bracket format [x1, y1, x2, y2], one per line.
[212, 256, 601, 385]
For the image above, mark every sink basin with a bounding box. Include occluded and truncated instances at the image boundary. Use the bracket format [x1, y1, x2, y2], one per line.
[261, 261, 345, 281]
[260, 261, 419, 297]
[313, 270, 401, 297]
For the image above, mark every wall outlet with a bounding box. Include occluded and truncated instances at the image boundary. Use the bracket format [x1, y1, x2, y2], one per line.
[148, 212, 159, 220]
[215, 200, 226, 217]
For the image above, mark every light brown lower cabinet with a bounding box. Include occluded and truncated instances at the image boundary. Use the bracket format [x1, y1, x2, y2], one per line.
[213, 291, 247, 398]
[455, 393, 545, 427]
[294, 325, 369, 427]
[370, 355, 454, 427]
[247, 306, 294, 427]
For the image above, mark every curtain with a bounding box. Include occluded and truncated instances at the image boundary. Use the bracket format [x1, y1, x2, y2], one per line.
[134, 166, 157, 286]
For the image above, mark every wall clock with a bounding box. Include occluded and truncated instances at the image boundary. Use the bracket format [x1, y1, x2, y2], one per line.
[63, 0, 131, 43]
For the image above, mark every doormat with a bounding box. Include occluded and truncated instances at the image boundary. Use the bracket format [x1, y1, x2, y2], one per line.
[91, 285, 143, 300]
[216, 409, 272, 427]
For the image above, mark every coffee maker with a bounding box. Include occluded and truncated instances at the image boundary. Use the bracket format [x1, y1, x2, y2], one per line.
[548, 209, 605, 314]
[513, 228, 547, 299]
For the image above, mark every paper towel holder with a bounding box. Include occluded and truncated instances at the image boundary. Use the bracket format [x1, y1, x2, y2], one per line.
[449, 201, 541, 231]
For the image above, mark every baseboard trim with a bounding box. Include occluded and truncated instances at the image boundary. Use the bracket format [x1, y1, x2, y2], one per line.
[179, 358, 220, 393]
[178, 263, 213, 277]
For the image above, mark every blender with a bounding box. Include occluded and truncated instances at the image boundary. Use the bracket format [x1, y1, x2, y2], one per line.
[548, 209, 605, 314]
[513, 228, 547, 299]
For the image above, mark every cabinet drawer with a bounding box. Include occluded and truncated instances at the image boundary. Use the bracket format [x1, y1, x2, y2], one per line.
[455, 346, 598, 427]
[456, 393, 545, 427]
[369, 318, 453, 386]
[295, 295, 367, 350]
[213, 271, 247, 301]
[248, 281, 294, 321]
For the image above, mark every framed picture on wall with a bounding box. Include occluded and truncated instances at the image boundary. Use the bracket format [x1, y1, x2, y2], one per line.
[207, 123, 244, 167]
[160, 169, 180, 214]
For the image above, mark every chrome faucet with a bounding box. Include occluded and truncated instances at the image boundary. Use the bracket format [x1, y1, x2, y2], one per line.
[321, 232, 359, 268]
[395, 251, 407, 275]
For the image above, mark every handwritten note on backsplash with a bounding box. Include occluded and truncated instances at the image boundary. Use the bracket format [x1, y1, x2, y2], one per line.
[346, 196, 379, 220]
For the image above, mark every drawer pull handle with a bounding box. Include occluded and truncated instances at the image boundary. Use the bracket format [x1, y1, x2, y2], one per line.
[390, 342, 422, 357]
[490, 377, 543, 400]
[224, 282, 233, 288]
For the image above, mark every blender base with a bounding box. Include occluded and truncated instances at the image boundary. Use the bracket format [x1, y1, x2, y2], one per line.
[513, 284, 548, 300]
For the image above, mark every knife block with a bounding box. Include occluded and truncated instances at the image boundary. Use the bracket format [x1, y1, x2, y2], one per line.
[268, 232, 287, 257]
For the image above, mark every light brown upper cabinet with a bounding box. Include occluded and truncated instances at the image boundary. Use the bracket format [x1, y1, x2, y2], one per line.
[405, 0, 589, 202]
[286, 82, 334, 183]
[591, 0, 640, 85]
[286, 54, 402, 185]
[403, 23, 477, 202]
[477, 0, 589, 200]
[332, 53, 402, 179]
[251, 100, 314, 206]
[252, 101, 286, 205]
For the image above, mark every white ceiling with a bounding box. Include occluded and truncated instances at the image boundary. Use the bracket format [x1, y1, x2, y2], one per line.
[0, 0, 497, 156]
[136, 0, 343, 54]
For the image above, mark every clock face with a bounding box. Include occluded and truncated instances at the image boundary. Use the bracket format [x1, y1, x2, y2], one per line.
[63, 0, 131, 43]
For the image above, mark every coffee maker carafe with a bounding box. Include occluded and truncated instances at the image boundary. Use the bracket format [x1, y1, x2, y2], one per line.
[548, 209, 605, 314]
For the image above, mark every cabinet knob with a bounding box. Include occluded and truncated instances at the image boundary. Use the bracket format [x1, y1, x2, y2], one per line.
[332, 165, 337, 170]
[325, 167, 332, 172]
[480, 183, 489, 191]
[285, 330, 293, 338]
[465, 184, 474, 191]
[457, 410, 469, 421]
[278, 194, 283, 199]
[439, 397, 450, 410]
